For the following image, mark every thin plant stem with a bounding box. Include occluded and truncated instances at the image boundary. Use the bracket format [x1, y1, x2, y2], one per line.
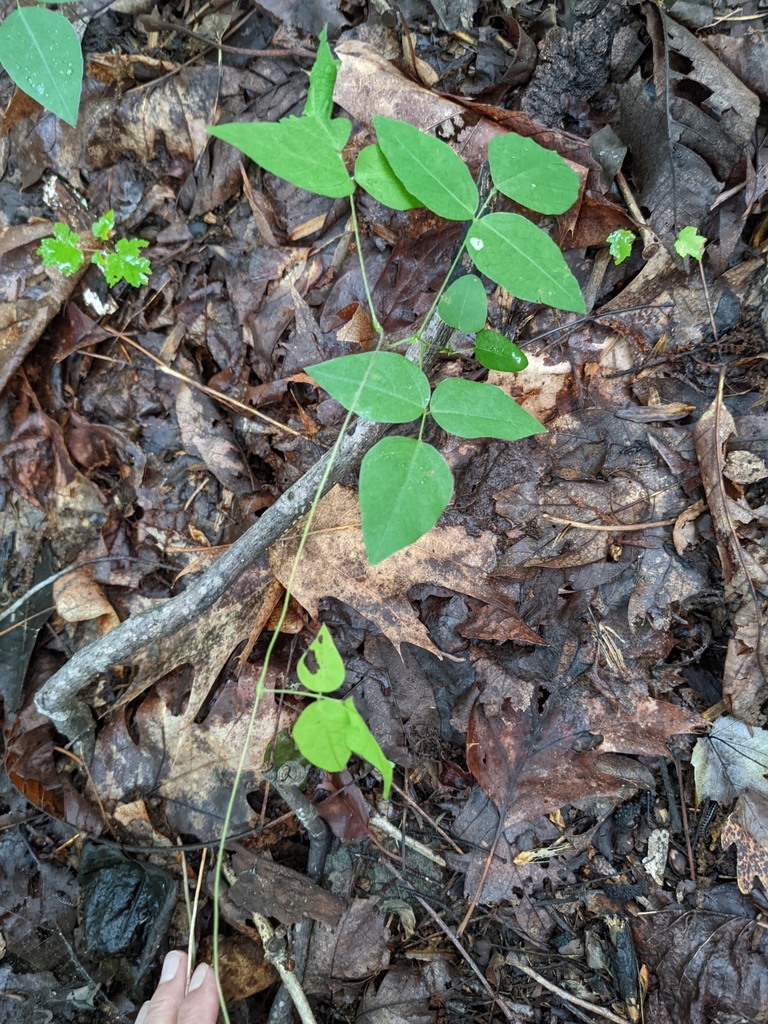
[349, 198, 382, 334]
[212, 195, 394, 1022]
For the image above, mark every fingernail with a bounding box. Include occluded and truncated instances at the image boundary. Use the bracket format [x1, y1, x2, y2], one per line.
[188, 962, 210, 992]
[160, 950, 184, 983]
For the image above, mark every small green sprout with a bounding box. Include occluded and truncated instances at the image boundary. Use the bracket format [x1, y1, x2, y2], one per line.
[38, 210, 151, 288]
[606, 229, 636, 265]
[674, 225, 707, 261]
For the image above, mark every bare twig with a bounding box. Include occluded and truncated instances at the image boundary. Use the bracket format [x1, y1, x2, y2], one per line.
[505, 953, 631, 1024]
[382, 859, 522, 1024]
[542, 513, 682, 532]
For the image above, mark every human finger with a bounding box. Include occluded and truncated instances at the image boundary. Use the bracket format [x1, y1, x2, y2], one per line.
[177, 962, 220, 1024]
[135, 950, 189, 1024]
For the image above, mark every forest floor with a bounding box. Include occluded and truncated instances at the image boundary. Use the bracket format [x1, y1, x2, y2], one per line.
[1, 1, 767, 1023]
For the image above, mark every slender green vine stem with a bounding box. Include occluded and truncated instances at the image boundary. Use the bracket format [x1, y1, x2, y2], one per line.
[411, 186, 499, 367]
[212, 193, 391, 1022]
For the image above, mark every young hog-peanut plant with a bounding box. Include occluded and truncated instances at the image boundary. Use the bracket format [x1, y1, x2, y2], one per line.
[208, 29, 584, 787]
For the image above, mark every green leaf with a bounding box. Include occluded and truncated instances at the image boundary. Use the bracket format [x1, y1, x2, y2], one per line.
[373, 115, 478, 221]
[355, 145, 423, 211]
[297, 624, 345, 694]
[208, 118, 353, 198]
[606, 228, 636, 265]
[308, 352, 429, 423]
[292, 697, 393, 796]
[674, 225, 706, 261]
[343, 699, 393, 797]
[91, 210, 115, 242]
[302, 26, 339, 124]
[489, 133, 580, 215]
[467, 212, 585, 313]
[430, 378, 546, 441]
[264, 728, 304, 771]
[474, 330, 528, 372]
[92, 237, 151, 287]
[437, 275, 487, 332]
[0, 7, 83, 126]
[359, 437, 453, 564]
[37, 223, 84, 275]
[293, 700, 352, 773]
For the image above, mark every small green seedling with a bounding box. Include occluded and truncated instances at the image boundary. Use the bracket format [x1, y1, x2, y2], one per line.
[291, 625, 393, 796]
[38, 210, 151, 288]
[208, 27, 583, 567]
[606, 228, 636, 265]
[0, 1, 83, 127]
[674, 225, 707, 261]
[207, 28, 586, 791]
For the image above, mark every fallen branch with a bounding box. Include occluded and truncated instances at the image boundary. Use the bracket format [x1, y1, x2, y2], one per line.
[34, 322, 451, 757]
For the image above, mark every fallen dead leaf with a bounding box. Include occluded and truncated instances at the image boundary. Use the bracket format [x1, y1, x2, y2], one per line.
[90, 663, 293, 840]
[721, 791, 768, 894]
[269, 486, 535, 657]
[467, 653, 704, 830]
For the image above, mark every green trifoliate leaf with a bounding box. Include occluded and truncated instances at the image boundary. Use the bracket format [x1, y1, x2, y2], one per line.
[489, 133, 580, 215]
[355, 145, 423, 211]
[38, 223, 84, 275]
[373, 115, 478, 221]
[474, 330, 528, 372]
[674, 225, 706, 261]
[430, 378, 546, 441]
[208, 118, 353, 198]
[302, 26, 339, 124]
[308, 352, 429, 423]
[92, 238, 151, 287]
[91, 210, 115, 241]
[297, 624, 345, 694]
[467, 212, 585, 313]
[360, 437, 453, 564]
[292, 697, 393, 796]
[0, 6, 83, 126]
[606, 228, 636, 265]
[437, 275, 487, 332]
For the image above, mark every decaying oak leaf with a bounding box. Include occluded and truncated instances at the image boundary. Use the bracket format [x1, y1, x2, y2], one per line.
[90, 662, 294, 840]
[467, 656, 705, 829]
[721, 791, 768, 894]
[269, 485, 539, 657]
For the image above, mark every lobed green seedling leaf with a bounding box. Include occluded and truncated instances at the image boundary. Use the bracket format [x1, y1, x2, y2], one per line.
[92, 238, 151, 287]
[438, 274, 487, 332]
[489, 133, 580, 215]
[91, 210, 115, 241]
[297, 624, 345, 694]
[675, 225, 706, 261]
[292, 697, 393, 796]
[430, 378, 546, 441]
[355, 145, 423, 211]
[309, 352, 429, 423]
[38, 223, 84, 275]
[0, 6, 83, 126]
[606, 228, 636, 265]
[359, 437, 453, 564]
[474, 329, 528, 372]
[468, 213, 585, 313]
[373, 115, 478, 221]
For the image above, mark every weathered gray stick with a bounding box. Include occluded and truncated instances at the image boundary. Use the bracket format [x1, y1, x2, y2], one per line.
[35, 321, 452, 758]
